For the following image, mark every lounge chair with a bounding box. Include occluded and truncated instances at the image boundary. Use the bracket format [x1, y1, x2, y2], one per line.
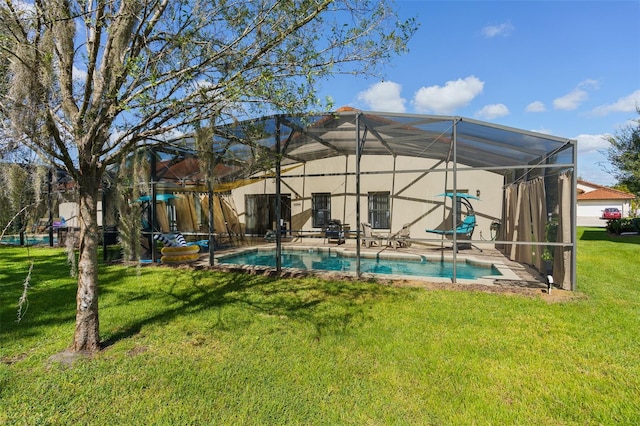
[389, 223, 411, 249]
[361, 222, 385, 248]
[425, 214, 482, 251]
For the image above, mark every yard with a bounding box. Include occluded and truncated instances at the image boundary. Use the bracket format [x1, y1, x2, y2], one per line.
[1, 227, 639, 424]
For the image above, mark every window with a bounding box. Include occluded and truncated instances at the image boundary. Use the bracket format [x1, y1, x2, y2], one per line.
[245, 194, 291, 235]
[312, 193, 331, 228]
[368, 192, 390, 229]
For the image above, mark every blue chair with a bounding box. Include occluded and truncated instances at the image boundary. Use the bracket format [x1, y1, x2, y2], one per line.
[426, 214, 482, 251]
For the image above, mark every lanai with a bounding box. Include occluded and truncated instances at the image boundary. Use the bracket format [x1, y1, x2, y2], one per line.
[142, 108, 577, 290]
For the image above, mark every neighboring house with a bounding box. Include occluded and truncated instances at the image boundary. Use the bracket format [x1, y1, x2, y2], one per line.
[576, 179, 635, 226]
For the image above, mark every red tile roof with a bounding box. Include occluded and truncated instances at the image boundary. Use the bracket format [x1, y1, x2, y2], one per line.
[576, 179, 635, 201]
[577, 187, 634, 200]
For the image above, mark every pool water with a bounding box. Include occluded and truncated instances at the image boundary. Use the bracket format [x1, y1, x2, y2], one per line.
[218, 249, 501, 280]
[1, 235, 57, 245]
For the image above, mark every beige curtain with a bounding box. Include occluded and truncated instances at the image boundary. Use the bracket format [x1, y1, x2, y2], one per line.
[499, 184, 518, 254]
[175, 193, 197, 232]
[530, 177, 547, 271]
[554, 171, 573, 290]
[512, 181, 532, 264]
[156, 201, 170, 233]
[502, 178, 547, 268]
[220, 196, 242, 235]
[200, 194, 231, 234]
[187, 194, 198, 231]
[201, 195, 219, 233]
[200, 194, 210, 231]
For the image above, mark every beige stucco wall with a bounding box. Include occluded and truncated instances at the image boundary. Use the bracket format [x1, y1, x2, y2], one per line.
[59, 201, 103, 228]
[229, 155, 504, 240]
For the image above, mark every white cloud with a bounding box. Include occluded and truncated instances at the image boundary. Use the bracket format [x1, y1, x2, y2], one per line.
[591, 90, 640, 116]
[526, 101, 546, 112]
[356, 81, 406, 113]
[574, 133, 616, 185]
[481, 22, 514, 38]
[575, 133, 609, 155]
[553, 79, 599, 111]
[553, 89, 589, 111]
[475, 104, 509, 120]
[413, 76, 484, 114]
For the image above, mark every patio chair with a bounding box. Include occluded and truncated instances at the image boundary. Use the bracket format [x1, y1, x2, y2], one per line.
[325, 219, 345, 245]
[425, 213, 482, 251]
[389, 223, 411, 249]
[361, 222, 384, 248]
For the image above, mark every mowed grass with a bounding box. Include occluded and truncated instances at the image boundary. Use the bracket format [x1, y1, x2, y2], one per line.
[1, 227, 639, 424]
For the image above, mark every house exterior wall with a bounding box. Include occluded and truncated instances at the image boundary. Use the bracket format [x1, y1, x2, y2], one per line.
[576, 181, 595, 194]
[576, 180, 634, 226]
[229, 155, 504, 240]
[59, 201, 103, 229]
[576, 200, 631, 225]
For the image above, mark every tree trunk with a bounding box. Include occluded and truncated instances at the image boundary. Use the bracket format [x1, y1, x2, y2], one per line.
[71, 172, 101, 352]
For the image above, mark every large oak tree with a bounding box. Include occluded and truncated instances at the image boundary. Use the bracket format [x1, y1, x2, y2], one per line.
[0, 0, 415, 352]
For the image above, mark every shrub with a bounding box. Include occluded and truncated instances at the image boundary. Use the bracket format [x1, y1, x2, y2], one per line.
[606, 218, 637, 234]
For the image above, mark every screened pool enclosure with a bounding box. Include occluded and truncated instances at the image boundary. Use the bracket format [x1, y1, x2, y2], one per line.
[121, 108, 576, 290]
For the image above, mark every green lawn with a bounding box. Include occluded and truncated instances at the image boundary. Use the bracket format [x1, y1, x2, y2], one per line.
[1, 227, 639, 424]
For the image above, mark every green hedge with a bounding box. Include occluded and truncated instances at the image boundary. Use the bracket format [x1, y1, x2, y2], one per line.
[606, 217, 640, 234]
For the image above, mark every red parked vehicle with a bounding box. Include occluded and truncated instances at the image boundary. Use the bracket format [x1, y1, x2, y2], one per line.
[601, 207, 622, 220]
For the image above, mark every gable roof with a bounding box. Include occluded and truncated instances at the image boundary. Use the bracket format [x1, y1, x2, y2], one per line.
[576, 180, 635, 200]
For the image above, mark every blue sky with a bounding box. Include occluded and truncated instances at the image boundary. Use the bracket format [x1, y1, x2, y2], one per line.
[318, 1, 640, 186]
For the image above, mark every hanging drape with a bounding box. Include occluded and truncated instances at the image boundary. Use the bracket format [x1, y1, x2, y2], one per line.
[201, 194, 227, 233]
[530, 177, 547, 272]
[175, 193, 198, 232]
[554, 171, 573, 290]
[200, 194, 243, 236]
[499, 184, 518, 254]
[156, 201, 170, 232]
[502, 177, 547, 268]
[220, 195, 243, 237]
[512, 181, 532, 264]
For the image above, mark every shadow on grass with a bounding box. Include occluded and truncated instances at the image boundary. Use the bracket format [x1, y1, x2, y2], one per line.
[101, 267, 412, 349]
[580, 227, 640, 244]
[1, 246, 415, 352]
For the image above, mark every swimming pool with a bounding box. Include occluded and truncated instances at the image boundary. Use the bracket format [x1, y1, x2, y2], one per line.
[1, 234, 57, 245]
[217, 247, 504, 281]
